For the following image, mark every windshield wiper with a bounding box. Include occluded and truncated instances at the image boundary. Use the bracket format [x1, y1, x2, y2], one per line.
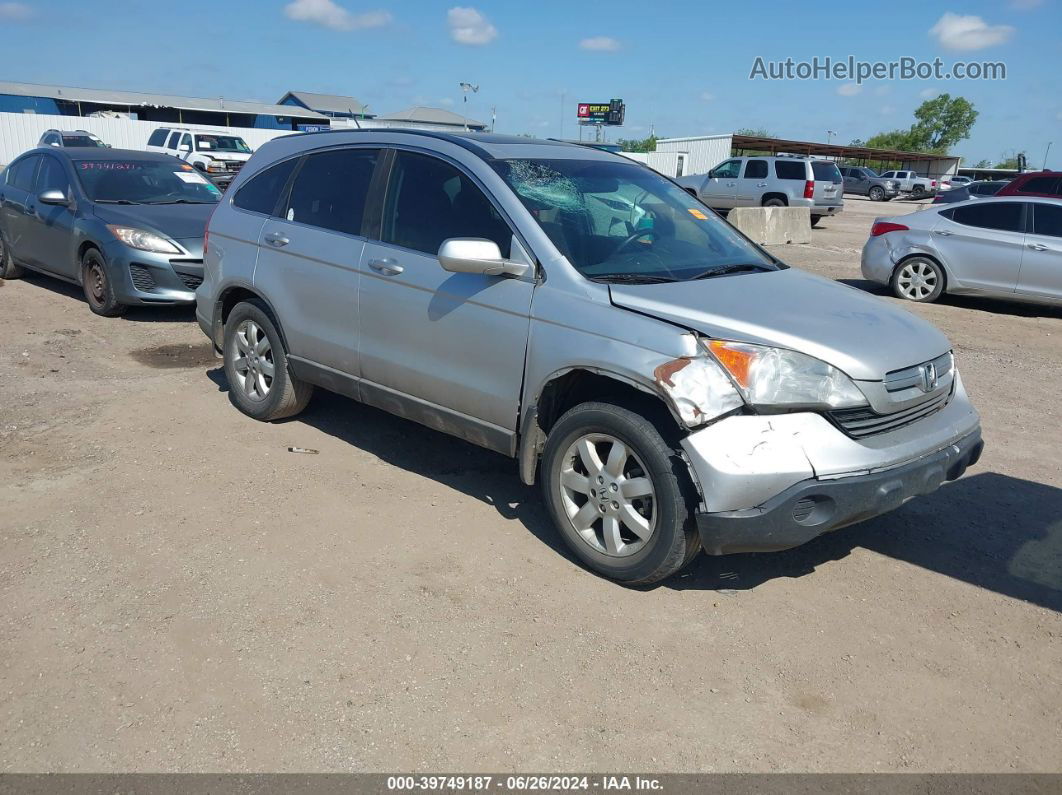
[589, 273, 677, 284]
[94, 199, 141, 205]
[142, 199, 216, 205]
[687, 263, 773, 280]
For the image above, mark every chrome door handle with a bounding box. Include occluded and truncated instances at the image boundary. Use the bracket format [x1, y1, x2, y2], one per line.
[935, 230, 953, 236]
[264, 231, 289, 247]
[369, 258, 404, 275]
[726, 182, 736, 187]
[756, 182, 768, 187]
[1028, 243, 1049, 251]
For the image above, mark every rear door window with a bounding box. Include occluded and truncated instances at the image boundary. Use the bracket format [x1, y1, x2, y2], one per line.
[1015, 176, 1061, 196]
[282, 148, 378, 236]
[7, 156, 39, 191]
[948, 202, 1025, 232]
[1032, 203, 1062, 238]
[147, 129, 168, 147]
[774, 160, 806, 180]
[743, 160, 768, 179]
[167, 132, 181, 150]
[232, 157, 299, 216]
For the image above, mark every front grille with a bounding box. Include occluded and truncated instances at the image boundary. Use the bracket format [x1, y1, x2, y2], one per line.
[176, 272, 203, 290]
[223, 160, 244, 172]
[129, 264, 157, 292]
[828, 389, 951, 439]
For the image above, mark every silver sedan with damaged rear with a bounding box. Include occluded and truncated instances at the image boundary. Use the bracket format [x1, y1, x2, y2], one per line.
[862, 196, 1062, 305]
[197, 130, 983, 585]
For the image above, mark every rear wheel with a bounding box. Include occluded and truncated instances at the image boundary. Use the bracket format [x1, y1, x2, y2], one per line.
[762, 197, 786, 207]
[222, 300, 313, 421]
[541, 402, 701, 585]
[891, 257, 945, 302]
[0, 230, 24, 279]
[869, 186, 885, 202]
[810, 215, 822, 227]
[912, 186, 927, 198]
[81, 248, 126, 317]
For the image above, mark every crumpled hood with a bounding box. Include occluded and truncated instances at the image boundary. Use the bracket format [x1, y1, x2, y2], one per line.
[608, 268, 951, 381]
[92, 202, 214, 241]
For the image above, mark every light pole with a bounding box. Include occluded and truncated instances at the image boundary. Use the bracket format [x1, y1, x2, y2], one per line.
[459, 82, 479, 131]
[1044, 142, 1053, 170]
[826, 130, 836, 145]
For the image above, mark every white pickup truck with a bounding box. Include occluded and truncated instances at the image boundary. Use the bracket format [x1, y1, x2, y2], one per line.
[879, 170, 938, 196]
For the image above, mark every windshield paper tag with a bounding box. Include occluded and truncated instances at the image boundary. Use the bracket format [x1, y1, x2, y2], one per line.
[687, 208, 709, 220]
[174, 171, 208, 184]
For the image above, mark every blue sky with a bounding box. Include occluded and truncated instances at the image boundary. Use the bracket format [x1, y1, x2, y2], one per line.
[2, 0, 1060, 165]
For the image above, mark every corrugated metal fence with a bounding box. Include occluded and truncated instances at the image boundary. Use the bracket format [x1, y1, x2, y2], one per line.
[0, 112, 295, 166]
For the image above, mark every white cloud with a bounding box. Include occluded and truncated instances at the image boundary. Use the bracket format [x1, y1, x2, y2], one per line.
[439, 97, 455, 107]
[284, 0, 391, 31]
[929, 13, 1014, 51]
[837, 82, 862, 96]
[0, 2, 32, 20]
[879, 104, 896, 116]
[920, 87, 941, 99]
[447, 7, 498, 45]
[579, 36, 621, 52]
[699, 91, 715, 102]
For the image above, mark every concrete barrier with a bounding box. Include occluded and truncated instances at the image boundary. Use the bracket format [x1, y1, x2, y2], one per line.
[727, 206, 811, 245]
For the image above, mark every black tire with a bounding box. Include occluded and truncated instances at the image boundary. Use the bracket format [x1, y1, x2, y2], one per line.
[222, 300, 312, 421]
[762, 197, 786, 207]
[810, 215, 822, 228]
[81, 248, 127, 317]
[541, 402, 701, 585]
[890, 256, 946, 303]
[912, 186, 926, 198]
[0, 229, 25, 279]
[869, 186, 885, 202]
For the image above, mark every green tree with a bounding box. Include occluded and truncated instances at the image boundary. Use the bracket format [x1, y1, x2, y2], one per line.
[972, 159, 992, 168]
[616, 135, 658, 152]
[994, 153, 1024, 169]
[862, 94, 978, 155]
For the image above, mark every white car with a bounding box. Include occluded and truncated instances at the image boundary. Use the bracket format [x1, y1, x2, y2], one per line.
[879, 170, 938, 197]
[145, 127, 253, 187]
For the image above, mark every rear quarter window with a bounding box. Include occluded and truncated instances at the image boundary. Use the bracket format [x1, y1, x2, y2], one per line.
[1014, 176, 1061, 196]
[774, 161, 807, 180]
[147, 129, 168, 147]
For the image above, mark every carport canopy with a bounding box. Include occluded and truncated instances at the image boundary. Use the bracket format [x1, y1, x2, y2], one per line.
[731, 134, 960, 177]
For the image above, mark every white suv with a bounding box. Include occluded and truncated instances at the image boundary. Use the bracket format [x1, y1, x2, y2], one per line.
[145, 127, 253, 187]
[676, 155, 844, 227]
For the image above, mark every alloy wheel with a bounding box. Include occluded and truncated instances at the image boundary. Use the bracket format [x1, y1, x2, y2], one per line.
[232, 319, 275, 401]
[897, 260, 939, 300]
[557, 433, 657, 557]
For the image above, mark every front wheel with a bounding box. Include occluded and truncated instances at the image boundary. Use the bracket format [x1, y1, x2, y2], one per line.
[869, 186, 885, 202]
[82, 249, 126, 317]
[222, 300, 313, 421]
[891, 257, 945, 302]
[541, 402, 701, 585]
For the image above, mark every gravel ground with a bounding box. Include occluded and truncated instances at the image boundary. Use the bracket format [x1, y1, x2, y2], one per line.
[1, 196, 1060, 772]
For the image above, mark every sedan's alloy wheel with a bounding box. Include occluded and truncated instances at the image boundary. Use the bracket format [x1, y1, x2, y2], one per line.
[896, 260, 939, 300]
[232, 319, 275, 400]
[558, 433, 657, 557]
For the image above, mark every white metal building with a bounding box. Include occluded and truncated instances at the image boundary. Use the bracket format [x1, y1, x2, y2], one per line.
[655, 134, 734, 176]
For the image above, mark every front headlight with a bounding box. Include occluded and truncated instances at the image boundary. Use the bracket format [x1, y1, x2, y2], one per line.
[707, 339, 867, 410]
[206, 161, 227, 173]
[107, 225, 181, 254]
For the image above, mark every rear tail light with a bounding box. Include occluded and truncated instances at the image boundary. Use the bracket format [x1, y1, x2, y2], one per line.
[803, 180, 815, 199]
[931, 180, 937, 188]
[871, 221, 909, 236]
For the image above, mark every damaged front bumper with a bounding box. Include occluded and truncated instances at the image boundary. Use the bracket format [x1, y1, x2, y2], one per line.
[680, 373, 982, 555]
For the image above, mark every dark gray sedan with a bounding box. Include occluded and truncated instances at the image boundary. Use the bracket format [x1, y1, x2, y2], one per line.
[0, 147, 220, 316]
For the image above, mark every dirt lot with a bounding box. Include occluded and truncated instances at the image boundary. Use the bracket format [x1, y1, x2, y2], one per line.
[1, 197, 1060, 773]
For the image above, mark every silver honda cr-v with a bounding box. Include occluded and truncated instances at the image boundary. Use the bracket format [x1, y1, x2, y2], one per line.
[196, 130, 983, 585]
